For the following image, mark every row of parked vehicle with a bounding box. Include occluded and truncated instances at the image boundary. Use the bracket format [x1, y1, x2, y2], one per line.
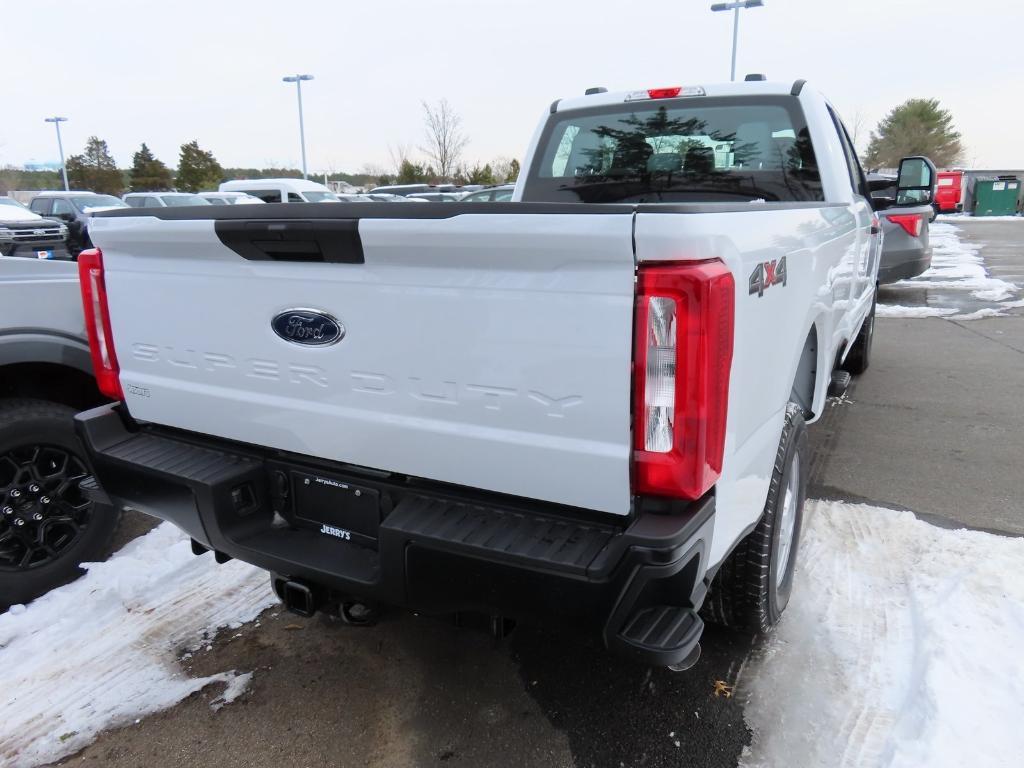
[0, 180, 516, 260]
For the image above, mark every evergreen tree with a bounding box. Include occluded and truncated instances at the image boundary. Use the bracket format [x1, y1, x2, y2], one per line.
[129, 143, 173, 191]
[176, 140, 223, 192]
[396, 159, 429, 184]
[65, 136, 123, 195]
[865, 99, 963, 169]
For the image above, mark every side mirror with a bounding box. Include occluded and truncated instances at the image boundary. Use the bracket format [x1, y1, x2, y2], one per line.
[895, 156, 936, 207]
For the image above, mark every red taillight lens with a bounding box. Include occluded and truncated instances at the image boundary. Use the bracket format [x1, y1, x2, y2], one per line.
[78, 248, 123, 400]
[633, 260, 734, 500]
[647, 87, 682, 99]
[887, 213, 922, 238]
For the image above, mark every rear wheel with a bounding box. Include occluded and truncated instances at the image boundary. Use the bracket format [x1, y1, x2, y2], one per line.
[703, 403, 807, 633]
[0, 399, 119, 608]
[843, 288, 876, 375]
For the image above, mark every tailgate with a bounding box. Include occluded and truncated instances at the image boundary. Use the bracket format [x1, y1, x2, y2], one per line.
[89, 208, 636, 514]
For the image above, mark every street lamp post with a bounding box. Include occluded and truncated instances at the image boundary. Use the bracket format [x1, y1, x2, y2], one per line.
[282, 74, 314, 179]
[710, 0, 764, 82]
[44, 116, 70, 191]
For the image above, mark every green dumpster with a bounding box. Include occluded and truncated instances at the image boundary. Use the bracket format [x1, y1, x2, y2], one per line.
[973, 176, 1021, 216]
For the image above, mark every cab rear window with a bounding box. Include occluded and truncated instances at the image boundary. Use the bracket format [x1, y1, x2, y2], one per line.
[523, 95, 822, 204]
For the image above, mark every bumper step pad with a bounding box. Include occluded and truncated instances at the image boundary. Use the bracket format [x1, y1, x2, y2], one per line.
[383, 494, 617, 577]
[618, 605, 703, 656]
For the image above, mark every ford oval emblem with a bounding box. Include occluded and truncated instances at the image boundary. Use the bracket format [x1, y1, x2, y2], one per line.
[272, 308, 344, 347]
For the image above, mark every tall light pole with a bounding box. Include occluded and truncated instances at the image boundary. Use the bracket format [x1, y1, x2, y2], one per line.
[282, 74, 314, 179]
[710, 0, 764, 82]
[44, 116, 70, 191]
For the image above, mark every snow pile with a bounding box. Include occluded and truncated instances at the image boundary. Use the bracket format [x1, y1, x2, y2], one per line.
[937, 214, 1022, 223]
[875, 305, 956, 319]
[0, 523, 276, 768]
[901, 222, 1019, 303]
[741, 501, 1024, 768]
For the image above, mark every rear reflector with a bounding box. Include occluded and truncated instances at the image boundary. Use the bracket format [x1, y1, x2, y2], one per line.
[78, 248, 123, 400]
[633, 260, 735, 500]
[887, 213, 923, 238]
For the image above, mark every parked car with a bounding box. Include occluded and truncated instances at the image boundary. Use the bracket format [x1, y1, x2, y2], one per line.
[28, 191, 128, 256]
[407, 192, 461, 202]
[934, 170, 964, 214]
[123, 192, 211, 208]
[460, 184, 515, 203]
[0, 257, 117, 608]
[0, 198, 70, 260]
[868, 168, 937, 283]
[218, 178, 340, 204]
[196, 192, 265, 206]
[78, 79, 932, 669]
[368, 183, 460, 197]
[362, 193, 425, 203]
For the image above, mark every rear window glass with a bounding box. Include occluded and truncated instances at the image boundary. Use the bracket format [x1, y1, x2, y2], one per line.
[524, 95, 822, 204]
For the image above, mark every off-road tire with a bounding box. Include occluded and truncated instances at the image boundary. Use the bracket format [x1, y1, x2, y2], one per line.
[843, 288, 876, 375]
[0, 399, 119, 608]
[702, 403, 807, 634]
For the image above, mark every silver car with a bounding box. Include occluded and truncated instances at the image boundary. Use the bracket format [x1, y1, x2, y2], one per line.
[869, 170, 935, 283]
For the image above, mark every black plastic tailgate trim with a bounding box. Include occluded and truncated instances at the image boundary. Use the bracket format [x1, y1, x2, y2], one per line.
[215, 219, 364, 263]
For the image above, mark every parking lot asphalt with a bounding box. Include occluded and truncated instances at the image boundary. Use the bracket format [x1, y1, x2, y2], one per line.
[52, 221, 1023, 768]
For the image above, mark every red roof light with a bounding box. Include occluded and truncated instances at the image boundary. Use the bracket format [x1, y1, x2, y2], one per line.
[647, 87, 682, 99]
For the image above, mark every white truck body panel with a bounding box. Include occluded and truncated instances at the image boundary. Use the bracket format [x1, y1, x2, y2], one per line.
[91, 213, 637, 514]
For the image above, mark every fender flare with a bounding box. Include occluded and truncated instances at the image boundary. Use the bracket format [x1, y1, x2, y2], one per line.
[0, 330, 94, 376]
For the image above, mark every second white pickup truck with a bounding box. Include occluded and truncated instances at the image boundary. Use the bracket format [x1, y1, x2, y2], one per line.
[72, 79, 934, 668]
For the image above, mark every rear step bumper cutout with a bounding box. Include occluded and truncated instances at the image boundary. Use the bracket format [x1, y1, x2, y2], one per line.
[75, 403, 715, 666]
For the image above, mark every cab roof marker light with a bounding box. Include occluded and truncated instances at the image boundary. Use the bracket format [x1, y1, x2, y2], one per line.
[624, 86, 706, 102]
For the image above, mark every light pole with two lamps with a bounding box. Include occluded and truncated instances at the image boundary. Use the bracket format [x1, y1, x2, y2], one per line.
[710, 0, 764, 82]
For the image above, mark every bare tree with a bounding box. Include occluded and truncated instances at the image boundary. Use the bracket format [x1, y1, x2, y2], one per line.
[848, 108, 867, 157]
[388, 143, 414, 176]
[421, 99, 468, 181]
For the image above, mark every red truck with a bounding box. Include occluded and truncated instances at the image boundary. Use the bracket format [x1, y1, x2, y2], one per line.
[934, 170, 964, 213]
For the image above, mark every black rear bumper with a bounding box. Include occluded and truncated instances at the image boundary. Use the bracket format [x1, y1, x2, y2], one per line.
[76, 404, 715, 666]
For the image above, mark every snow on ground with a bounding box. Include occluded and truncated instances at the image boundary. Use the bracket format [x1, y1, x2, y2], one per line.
[879, 221, 1021, 319]
[902, 222, 1017, 301]
[0, 523, 276, 768]
[740, 501, 1024, 768]
[875, 305, 957, 319]
[937, 214, 1022, 223]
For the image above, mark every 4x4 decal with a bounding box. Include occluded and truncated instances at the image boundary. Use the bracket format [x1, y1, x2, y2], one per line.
[749, 256, 787, 297]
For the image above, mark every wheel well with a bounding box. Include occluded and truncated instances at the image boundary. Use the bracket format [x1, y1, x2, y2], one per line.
[789, 327, 817, 419]
[0, 362, 106, 411]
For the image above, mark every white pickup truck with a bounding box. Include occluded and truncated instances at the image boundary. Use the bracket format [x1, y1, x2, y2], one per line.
[73, 80, 933, 668]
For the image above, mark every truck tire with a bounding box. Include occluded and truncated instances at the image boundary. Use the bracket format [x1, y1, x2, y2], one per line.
[703, 402, 807, 634]
[0, 399, 119, 609]
[843, 288, 876, 375]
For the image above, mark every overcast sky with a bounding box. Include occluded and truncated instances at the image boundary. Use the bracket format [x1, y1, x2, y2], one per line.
[4, 0, 1023, 174]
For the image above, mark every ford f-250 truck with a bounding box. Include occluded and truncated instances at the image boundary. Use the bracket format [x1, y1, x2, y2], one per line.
[72, 80, 933, 668]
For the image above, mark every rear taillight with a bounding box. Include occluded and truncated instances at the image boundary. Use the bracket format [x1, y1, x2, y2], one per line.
[78, 248, 123, 400]
[887, 213, 922, 238]
[633, 260, 734, 500]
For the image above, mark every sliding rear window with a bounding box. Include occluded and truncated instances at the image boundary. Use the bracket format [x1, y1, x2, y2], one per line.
[523, 95, 823, 204]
